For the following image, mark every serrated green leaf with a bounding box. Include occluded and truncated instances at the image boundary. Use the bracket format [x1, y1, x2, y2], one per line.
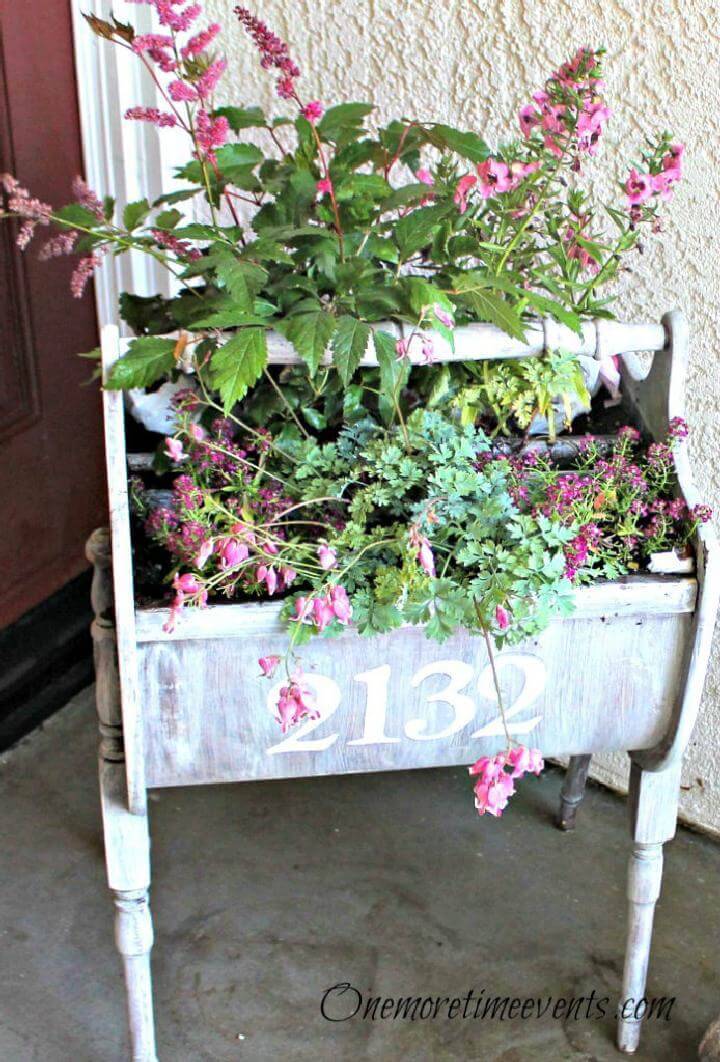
[209, 328, 267, 411]
[317, 102, 373, 143]
[374, 329, 409, 426]
[215, 254, 268, 312]
[331, 316, 371, 385]
[123, 199, 150, 232]
[521, 290, 582, 335]
[105, 337, 176, 390]
[55, 203, 103, 229]
[395, 204, 449, 259]
[154, 208, 182, 230]
[424, 124, 489, 163]
[280, 310, 337, 375]
[452, 276, 527, 341]
[214, 105, 266, 131]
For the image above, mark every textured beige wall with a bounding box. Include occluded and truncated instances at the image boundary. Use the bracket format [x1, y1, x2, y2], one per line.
[208, 0, 720, 831]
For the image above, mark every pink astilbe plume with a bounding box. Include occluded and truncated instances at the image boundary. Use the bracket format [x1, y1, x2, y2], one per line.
[234, 6, 301, 100]
[0, 173, 52, 248]
[72, 176, 105, 219]
[125, 106, 178, 127]
[70, 247, 107, 299]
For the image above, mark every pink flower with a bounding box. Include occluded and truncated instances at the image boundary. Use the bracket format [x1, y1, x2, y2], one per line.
[433, 304, 454, 328]
[196, 59, 228, 100]
[668, 416, 689, 440]
[576, 101, 611, 155]
[662, 143, 684, 180]
[316, 177, 333, 196]
[395, 338, 409, 360]
[164, 437, 186, 462]
[328, 584, 352, 624]
[302, 100, 324, 123]
[474, 772, 516, 817]
[257, 564, 278, 595]
[506, 745, 544, 778]
[313, 596, 335, 631]
[275, 678, 318, 732]
[168, 80, 198, 103]
[195, 539, 214, 569]
[291, 596, 313, 623]
[221, 538, 249, 569]
[182, 23, 221, 58]
[236, 6, 301, 100]
[469, 745, 544, 817]
[70, 250, 106, 298]
[317, 544, 338, 570]
[476, 158, 513, 199]
[495, 605, 510, 630]
[518, 103, 540, 137]
[258, 655, 281, 678]
[625, 168, 653, 207]
[195, 110, 229, 163]
[453, 174, 477, 214]
[281, 566, 297, 587]
[173, 572, 202, 595]
[152, 229, 202, 262]
[125, 106, 177, 128]
[72, 176, 104, 219]
[416, 168, 434, 186]
[418, 537, 435, 577]
[420, 338, 435, 365]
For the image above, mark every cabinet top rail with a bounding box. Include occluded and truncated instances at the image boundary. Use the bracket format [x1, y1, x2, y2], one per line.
[118, 318, 666, 369]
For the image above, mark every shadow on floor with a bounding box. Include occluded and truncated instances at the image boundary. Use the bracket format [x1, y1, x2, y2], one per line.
[0, 687, 717, 1061]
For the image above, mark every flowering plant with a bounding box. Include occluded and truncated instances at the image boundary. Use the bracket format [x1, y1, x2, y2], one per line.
[1, 6, 682, 432]
[1, 4, 699, 817]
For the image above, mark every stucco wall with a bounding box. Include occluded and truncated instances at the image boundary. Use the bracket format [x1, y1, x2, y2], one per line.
[207, 0, 720, 832]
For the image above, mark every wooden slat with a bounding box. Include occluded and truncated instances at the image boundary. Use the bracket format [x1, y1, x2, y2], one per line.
[118, 318, 666, 369]
[101, 324, 146, 815]
[134, 575, 697, 644]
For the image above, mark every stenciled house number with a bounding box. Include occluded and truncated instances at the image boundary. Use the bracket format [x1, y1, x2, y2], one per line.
[266, 653, 546, 755]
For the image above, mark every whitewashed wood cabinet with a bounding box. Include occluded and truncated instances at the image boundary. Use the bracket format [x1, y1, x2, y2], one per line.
[88, 310, 718, 1059]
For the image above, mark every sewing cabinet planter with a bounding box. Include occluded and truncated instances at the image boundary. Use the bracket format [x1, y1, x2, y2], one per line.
[89, 310, 718, 1060]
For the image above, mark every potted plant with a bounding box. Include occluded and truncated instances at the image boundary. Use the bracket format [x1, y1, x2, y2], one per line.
[3, 6, 717, 1057]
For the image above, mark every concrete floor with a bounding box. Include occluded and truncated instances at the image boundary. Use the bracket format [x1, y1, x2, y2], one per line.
[1, 690, 720, 1062]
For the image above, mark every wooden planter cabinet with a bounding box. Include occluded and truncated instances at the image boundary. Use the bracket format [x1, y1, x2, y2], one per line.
[88, 310, 718, 1059]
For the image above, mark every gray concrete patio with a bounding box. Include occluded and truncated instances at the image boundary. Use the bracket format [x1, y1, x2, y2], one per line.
[1, 687, 719, 1061]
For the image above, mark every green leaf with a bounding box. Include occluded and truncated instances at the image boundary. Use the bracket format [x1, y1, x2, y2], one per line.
[520, 290, 582, 335]
[424, 124, 490, 163]
[317, 102, 373, 143]
[152, 188, 199, 207]
[209, 328, 268, 411]
[374, 330, 409, 426]
[105, 337, 176, 390]
[154, 208, 182, 230]
[331, 316, 371, 385]
[214, 105, 266, 131]
[452, 276, 527, 341]
[280, 310, 337, 376]
[215, 254, 268, 312]
[123, 199, 150, 232]
[190, 311, 272, 329]
[54, 203, 103, 229]
[395, 204, 449, 259]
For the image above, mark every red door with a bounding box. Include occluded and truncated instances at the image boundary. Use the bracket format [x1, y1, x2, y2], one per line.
[1, 1, 105, 627]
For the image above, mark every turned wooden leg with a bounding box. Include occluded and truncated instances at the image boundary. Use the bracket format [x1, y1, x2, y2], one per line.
[557, 754, 592, 830]
[88, 530, 158, 1062]
[617, 760, 681, 1054]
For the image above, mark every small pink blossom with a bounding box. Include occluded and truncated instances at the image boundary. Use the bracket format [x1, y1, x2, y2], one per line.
[416, 168, 434, 186]
[433, 304, 454, 328]
[476, 158, 513, 199]
[275, 678, 319, 732]
[328, 584, 352, 624]
[258, 655, 281, 678]
[625, 168, 653, 207]
[181, 23, 221, 58]
[125, 106, 177, 128]
[302, 100, 324, 123]
[195, 539, 214, 569]
[164, 437, 186, 462]
[196, 59, 228, 100]
[518, 103, 540, 137]
[221, 538, 249, 569]
[257, 564, 278, 595]
[395, 338, 409, 360]
[316, 177, 333, 196]
[418, 536, 435, 577]
[168, 80, 198, 103]
[495, 605, 510, 630]
[453, 174, 477, 214]
[317, 544, 338, 570]
[291, 596, 313, 623]
[195, 109, 229, 163]
[313, 596, 335, 631]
